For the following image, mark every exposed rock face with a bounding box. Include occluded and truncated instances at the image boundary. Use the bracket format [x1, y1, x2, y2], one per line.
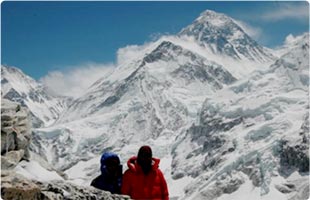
[1, 171, 131, 200]
[279, 140, 309, 173]
[1, 98, 31, 169]
[279, 114, 310, 174]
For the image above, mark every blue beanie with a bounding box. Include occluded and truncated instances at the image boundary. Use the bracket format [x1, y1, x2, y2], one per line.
[100, 152, 120, 174]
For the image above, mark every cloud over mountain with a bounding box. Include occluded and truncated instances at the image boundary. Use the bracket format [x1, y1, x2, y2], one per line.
[40, 63, 114, 98]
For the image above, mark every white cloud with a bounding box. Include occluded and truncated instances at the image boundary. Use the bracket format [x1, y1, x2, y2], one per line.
[116, 39, 162, 66]
[261, 3, 309, 22]
[233, 19, 263, 40]
[148, 32, 171, 42]
[40, 63, 115, 98]
[116, 45, 146, 66]
[44, 37, 162, 98]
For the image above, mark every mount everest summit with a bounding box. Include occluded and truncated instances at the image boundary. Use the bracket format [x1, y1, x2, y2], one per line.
[179, 10, 275, 63]
[1, 10, 309, 200]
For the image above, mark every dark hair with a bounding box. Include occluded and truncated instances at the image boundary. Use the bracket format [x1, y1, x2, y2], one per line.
[137, 145, 152, 159]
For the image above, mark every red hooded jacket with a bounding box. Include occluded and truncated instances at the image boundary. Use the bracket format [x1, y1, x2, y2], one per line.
[121, 156, 169, 200]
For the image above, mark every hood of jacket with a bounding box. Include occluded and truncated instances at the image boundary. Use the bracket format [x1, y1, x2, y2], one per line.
[127, 156, 160, 173]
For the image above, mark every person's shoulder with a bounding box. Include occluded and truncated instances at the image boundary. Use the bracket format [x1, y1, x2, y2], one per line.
[93, 174, 102, 180]
[125, 166, 141, 178]
[92, 174, 104, 181]
[124, 168, 134, 175]
[155, 168, 165, 177]
[91, 174, 102, 187]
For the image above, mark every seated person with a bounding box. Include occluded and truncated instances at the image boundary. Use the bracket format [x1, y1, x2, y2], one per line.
[91, 152, 122, 194]
[121, 145, 169, 199]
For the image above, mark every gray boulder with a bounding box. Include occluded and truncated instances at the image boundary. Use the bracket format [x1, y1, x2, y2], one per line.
[1, 98, 31, 169]
[1, 149, 25, 169]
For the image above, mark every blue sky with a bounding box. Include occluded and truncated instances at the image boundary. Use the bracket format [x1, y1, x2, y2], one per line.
[1, 1, 309, 81]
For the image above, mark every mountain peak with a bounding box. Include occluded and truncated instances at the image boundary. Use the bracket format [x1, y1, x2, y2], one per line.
[179, 9, 274, 62]
[2, 65, 27, 77]
[1, 65, 69, 127]
[196, 9, 232, 27]
[182, 9, 237, 32]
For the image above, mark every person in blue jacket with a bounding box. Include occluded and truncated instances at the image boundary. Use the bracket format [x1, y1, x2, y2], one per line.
[91, 152, 122, 194]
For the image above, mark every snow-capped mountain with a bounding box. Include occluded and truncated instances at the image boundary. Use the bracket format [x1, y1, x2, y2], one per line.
[58, 40, 237, 123]
[31, 38, 239, 176]
[3, 9, 308, 200]
[171, 33, 309, 200]
[179, 10, 275, 63]
[1, 66, 70, 127]
[273, 33, 310, 58]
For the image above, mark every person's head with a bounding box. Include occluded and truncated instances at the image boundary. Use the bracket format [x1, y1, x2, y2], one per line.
[101, 152, 121, 177]
[137, 145, 153, 174]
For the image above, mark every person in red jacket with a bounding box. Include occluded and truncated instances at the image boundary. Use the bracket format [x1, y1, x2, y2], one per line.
[121, 145, 169, 200]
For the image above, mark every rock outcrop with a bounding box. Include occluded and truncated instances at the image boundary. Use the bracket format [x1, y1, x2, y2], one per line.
[279, 113, 310, 174]
[1, 170, 131, 200]
[1, 98, 31, 170]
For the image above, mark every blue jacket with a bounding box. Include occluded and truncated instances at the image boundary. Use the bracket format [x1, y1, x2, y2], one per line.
[91, 152, 122, 194]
